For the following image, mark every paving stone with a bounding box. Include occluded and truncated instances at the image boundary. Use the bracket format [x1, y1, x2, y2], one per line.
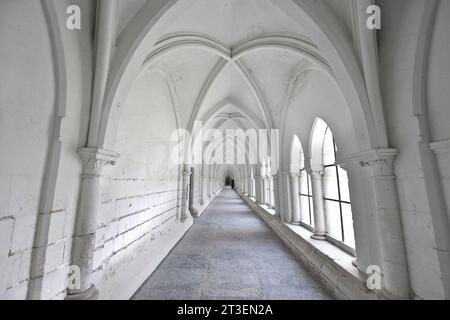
[132, 189, 332, 300]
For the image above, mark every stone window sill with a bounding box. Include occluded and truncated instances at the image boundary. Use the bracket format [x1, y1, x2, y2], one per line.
[249, 197, 363, 281]
[284, 223, 362, 280]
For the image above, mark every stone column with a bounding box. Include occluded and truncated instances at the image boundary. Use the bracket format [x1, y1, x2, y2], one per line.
[244, 176, 249, 195]
[272, 173, 281, 216]
[66, 148, 119, 300]
[250, 176, 255, 198]
[309, 168, 327, 240]
[262, 175, 269, 205]
[260, 175, 265, 204]
[254, 175, 262, 204]
[200, 167, 205, 206]
[278, 171, 291, 222]
[250, 176, 254, 197]
[209, 173, 213, 198]
[180, 167, 192, 222]
[200, 175, 205, 206]
[289, 173, 301, 225]
[359, 149, 410, 297]
[268, 175, 275, 209]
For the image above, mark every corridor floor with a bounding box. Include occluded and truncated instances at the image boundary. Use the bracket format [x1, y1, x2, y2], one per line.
[132, 188, 332, 300]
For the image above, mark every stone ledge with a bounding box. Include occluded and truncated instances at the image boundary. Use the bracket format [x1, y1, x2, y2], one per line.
[238, 192, 388, 300]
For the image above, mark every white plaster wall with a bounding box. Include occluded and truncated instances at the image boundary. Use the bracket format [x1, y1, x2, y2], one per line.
[427, 0, 450, 143]
[427, 1, 450, 218]
[0, 0, 56, 299]
[0, 0, 96, 300]
[34, 0, 96, 300]
[378, 0, 445, 299]
[94, 70, 193, 299]
[280, 70, 357, 167]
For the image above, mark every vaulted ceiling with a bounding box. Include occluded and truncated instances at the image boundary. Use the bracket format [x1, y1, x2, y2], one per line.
[136, 0, 324, 133]
[109, 0, 360, 174]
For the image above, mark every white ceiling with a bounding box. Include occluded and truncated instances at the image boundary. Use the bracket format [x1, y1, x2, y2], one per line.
[134, 0, 315, 133]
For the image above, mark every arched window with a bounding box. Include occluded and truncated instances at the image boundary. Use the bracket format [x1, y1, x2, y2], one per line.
[321, 125, 355, 249]
[300, 166, 314, 228]
[290, 135, 314, 228]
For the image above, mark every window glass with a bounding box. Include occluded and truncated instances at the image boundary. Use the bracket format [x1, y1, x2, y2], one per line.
[323, 166, 339, 200]
[325, 200, 342, 240]
[338, 166, 351, 203]
[342, 203, 355, 248]
[322, 128, 336, 166]
[316, 122, 355, 251]
[300, 195, 310, 224]
[299, 170, 314, 227]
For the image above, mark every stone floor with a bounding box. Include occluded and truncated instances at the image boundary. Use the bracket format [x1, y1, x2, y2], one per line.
[132, 188, 332, 300]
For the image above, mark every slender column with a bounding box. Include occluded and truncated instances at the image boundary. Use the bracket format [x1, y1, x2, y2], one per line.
[261, 176, 265, 204]
[277, 171, 291, 222]
[254, 175, 262, 204]
[268, 175, 275, 209]
[261, 176, 267, 205]
[260, 176, 266, 204]
[86, 0, 118, 145]
[209, 173, 213, 198]
[200, 166, 205, 206]
[250, 177, 255, 197]
[289, 173, 301, 225]
[180, 167, 192, 222]
[359, 149, 410, 297]
[200, 174, 205, 206]
[66, 148, 119, 300]
[244, 177, 250, 196]
[272, 173, 281, 216]
[309, 169, 327, 240]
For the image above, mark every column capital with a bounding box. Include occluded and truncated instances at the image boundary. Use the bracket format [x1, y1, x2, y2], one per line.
[78, 147, 120, 163]
[78, 147, 119, 176]
[289, 172, 300, 178]
[279, 170, 291, 177]
[182, 170, 192, 178]
[352, 148, 399, 177]
[430, 139, 450, 155]
[351, 148, 399, 162]
[307, 167, 324, 178]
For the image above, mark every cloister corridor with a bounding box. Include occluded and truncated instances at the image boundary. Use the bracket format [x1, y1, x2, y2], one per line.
[2, 0, 450, 302]
[132, 188, 330, 300]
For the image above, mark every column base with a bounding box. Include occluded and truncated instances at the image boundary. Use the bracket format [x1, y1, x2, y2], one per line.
[65, 285, 99, 300]
[190, 207, 200, 218]
[180, 213, 190, 222]
[352, 258, 358, 268]
[311, 233, 327, 240]
[289, 221, 301, 226]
